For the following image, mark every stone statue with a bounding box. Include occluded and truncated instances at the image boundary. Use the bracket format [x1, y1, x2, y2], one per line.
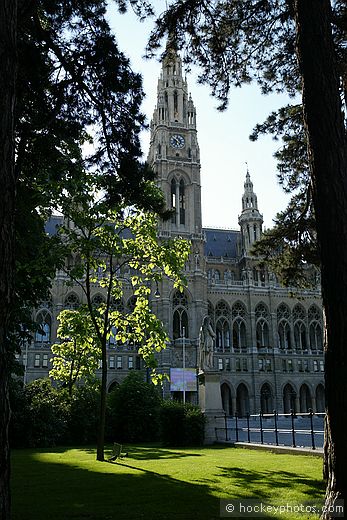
[199, 316, 216, 371]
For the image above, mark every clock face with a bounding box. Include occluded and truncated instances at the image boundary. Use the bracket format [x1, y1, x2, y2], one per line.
[170, 134, 185, 149]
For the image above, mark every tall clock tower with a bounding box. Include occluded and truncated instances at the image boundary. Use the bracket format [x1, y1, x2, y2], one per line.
[147, 51, 202, 238]
[148, 50, 207, 376]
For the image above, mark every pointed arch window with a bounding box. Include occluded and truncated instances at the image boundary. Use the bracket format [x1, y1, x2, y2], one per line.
[232, 302, 247, 349]
[293, 304, 307, 350]
[308, 305, 323, 350]
[294, 321, 307, 349]
[173, 90, 178, 117]
[277, 303, 292, 349]
[255, 303, 270, 347]
[309, 322, 323, 350]
[172, 290, 189, 339]
[278, 321, 291, 349]
[256, 320, 269, 347]
[215, 301, 231, 352]
[216, 319, 231, 352]
[233, 320, 246, 350]
[35, 311, 52, 343]
[260, 383, 273, 414]
[283, 383, 296, 414]
[173, 308, 189, 339]
[179, 179, 185, 225]
[171, 179, 177, 223]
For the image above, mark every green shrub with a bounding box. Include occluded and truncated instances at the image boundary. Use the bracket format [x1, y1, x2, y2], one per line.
[159, 400, 186, 446]
[9, 379, 30, 448]
[184, 406, 205, 445]
[10, 378, 69, 447]
[160, 400, 205, 446]
[107, 372, 161, 442]
[68, 384, 100, 444]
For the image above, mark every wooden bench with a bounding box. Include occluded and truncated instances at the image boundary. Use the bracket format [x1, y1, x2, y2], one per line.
[108, 442, 128, 462]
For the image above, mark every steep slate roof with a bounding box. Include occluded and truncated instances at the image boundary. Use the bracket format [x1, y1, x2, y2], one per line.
[45, 217, 240, 259]
[203, 228, 240, 258]
[44, 215, 134, 238]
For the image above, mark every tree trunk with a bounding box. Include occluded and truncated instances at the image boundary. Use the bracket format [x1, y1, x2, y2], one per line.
[96, 339, 107, 461]
[294, 0, 347, 516]
[0, 1, 17, 518]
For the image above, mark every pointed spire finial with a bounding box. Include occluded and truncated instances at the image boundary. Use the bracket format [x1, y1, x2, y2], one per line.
[245, 162, 251, 183]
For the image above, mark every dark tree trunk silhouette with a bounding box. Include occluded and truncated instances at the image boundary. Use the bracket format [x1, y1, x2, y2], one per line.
[294, 0, 347, 515]
[0, 1, 17, 518]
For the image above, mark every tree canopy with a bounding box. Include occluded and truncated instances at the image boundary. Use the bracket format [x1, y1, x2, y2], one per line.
[8, 0, 171, 354]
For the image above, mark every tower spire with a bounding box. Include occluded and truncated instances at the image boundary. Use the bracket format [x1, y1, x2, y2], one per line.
[147, 49, 201, 237]
[238, 168, 263, 255]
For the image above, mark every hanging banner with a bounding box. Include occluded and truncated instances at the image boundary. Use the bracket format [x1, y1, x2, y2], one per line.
[170, 368, 197, 391]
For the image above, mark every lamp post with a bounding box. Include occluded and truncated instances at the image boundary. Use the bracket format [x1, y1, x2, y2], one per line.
[182, 326, 186, 404]
[23, 337, 29, 385]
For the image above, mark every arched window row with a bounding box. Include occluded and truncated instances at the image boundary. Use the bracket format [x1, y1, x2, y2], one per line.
[278, 319, 323, 351]
[205, 301, 248, 317]
[223, 382, 324, 416]
[215, 319, 247, 352]
[208, 301, 322, 323]
[277, 303, 322, 324]
[196, 301, 323, 351]
[207, 301, 248, 352]
[283, 383, 325, 414]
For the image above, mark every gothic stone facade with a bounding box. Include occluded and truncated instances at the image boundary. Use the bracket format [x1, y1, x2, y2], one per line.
[22, 54, 325, 416]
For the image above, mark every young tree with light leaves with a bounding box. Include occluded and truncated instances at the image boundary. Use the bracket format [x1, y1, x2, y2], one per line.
[58, 190, 190, 461]
[50, 309, 100, 396]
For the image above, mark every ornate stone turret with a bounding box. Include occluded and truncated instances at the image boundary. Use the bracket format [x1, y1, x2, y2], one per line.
[147, 48, 202, 237]
[238, 168, 263, 255]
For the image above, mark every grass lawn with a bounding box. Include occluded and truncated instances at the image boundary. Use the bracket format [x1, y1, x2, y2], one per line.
[11, 444, 324, 520]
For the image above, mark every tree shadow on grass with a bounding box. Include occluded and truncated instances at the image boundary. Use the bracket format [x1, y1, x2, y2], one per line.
[31, 444, 203, 461]
[11, 452, 218, 520]
[122, 445, 202, 460]
[217, 466, 324, 501]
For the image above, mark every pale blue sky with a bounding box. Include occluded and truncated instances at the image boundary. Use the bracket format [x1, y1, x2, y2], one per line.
[107, 5, 292, 229]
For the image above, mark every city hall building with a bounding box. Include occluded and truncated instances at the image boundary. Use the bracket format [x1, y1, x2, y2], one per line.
[22, 53, 325, 417]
